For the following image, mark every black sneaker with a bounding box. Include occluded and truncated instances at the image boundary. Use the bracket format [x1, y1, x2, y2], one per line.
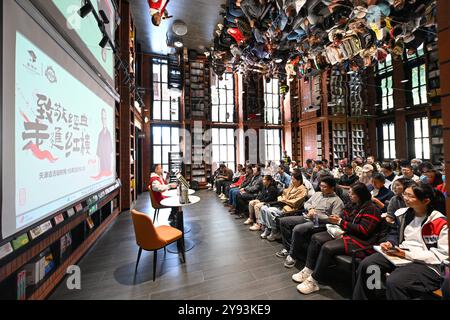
[234, 214, 244, 219]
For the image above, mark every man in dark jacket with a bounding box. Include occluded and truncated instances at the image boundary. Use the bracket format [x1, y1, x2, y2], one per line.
[234, 165, 264, 218]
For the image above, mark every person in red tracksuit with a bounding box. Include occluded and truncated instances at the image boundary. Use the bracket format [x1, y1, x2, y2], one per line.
[148, 0, 172, 26]
[149, 164, 177, 206]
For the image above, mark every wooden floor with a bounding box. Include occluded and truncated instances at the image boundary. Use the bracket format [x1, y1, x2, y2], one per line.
[49, 190, 350, 300]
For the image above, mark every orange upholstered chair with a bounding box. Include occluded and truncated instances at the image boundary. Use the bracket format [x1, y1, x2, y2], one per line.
[130, 209, 185, 281]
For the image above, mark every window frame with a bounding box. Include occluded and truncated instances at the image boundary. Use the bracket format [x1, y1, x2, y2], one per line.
[263, 78, 281, 125]
[152, 58, 180, 121]
[211, 73, 235, 123]
[412, 116, 430, 160]
[211, 127, 236, 170]
[151, 125, 181, 173]
[264, 129, 282, 162]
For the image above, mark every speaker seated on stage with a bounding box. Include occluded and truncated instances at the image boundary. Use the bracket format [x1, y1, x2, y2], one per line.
[149, 164, 177, 206]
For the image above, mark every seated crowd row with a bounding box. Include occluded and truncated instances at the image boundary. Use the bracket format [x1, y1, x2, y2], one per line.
[209, 156, 448, 299]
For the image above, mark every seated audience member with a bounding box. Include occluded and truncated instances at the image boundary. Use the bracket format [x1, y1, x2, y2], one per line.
[289, 161, 298, 174]
[352, 159, 364, 178]
[256, 172, 307, 238]
[295, 183, 382, 295]
[391, 163, 420, 188]
[244, 175, 279, 226]
[149, 164, 177, 205]
[338, 164, 359, 191]
[332, 159, 348, 180]
[360, 164, 374, 188]
[278, 176, 344, 268]
[223, 166, 246, 204]
[228, 165, 254, 209]
[367, 155, 381, 172]
[216, 163, 234, 196]
[302, 159, 314, 180]
[410, 158, 423, 176]
[234, 165, 264, 218]
[370, 173, 394, 213]
[292, 168, 315, 199]
[310, 160, 330, 191]
[422, 169, 444, 191]
[385, 178, 415, 223]
[381, 162, 397, 189]
[353, 184, 448, 300]
[275, 165, 292, 188]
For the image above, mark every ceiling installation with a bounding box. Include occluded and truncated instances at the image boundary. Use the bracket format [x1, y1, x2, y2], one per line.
[210, 0, 437, 82]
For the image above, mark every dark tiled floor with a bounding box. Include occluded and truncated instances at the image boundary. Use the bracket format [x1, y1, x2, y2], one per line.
[49, 190, 351, 300]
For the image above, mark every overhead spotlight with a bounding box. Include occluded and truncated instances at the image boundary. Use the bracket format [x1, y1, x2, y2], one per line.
[275, 58, 283, 63]
[347, 70, 355, 75]
[78, 1, 93, 18]
[401, 79, 409, 83]
[174, 40, 184, 48]
[99, 9, 110, 24]
[99, 33, 109, 48]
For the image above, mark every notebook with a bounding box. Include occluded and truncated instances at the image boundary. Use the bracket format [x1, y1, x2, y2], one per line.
[373, 245, 413, 266]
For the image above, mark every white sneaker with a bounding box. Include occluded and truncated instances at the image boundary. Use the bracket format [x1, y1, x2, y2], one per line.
[267, 230, 281, 241]
[260, 228, 271, 239]
[249, 223, 261, 231]
[283, 255, 296, 268]
[292, 268, 312, 283]
[243, 218, 253, 225]
[297, 275, 320, 295]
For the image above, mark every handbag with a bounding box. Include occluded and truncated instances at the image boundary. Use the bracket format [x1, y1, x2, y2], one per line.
[326, 224, 345, 239]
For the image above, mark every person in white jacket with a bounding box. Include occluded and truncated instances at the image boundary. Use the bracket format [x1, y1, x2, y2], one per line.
[353, 183, 448, 300]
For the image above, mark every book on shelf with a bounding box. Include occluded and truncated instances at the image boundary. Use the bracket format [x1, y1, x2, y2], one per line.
[75, 203, 83, 213]
[86, 217, 95, 230]
[67, 207, 76, 217]
[60, 232, 73, 260]
[0, 242, 14, 260]
[53, 213, 64, 225]
[11, 233, 29, 250]
[17, 270, 27, 300]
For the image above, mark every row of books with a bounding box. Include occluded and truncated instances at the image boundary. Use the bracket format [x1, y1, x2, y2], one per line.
[0, 179, 122, 262]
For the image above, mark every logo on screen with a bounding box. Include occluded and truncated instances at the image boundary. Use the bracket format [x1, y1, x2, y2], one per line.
[45, 66, 57, 83]
[24, 50, 39, 75]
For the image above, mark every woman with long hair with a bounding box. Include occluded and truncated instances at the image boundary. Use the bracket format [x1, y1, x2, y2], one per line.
[353, 183, 448, 300]
[294, 183, 382, 295]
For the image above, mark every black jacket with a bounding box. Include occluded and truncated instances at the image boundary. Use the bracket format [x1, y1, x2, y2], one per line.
[256, 184, 279, 203]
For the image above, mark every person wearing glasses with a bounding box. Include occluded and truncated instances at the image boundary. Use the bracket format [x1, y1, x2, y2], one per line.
[353, 183, 448, 300]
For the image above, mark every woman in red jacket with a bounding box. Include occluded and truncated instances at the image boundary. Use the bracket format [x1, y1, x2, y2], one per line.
[293, 183, 382, 295]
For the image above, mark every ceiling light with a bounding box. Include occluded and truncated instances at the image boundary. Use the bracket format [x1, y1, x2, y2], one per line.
[347, 70, 355, 75]
[401, 79, 409, 83]
[172, 20, 188, 36]
[78, 1, 93, 18]
[275, 58, 283, 63]
[174, 40, 184, 48]
[99, 9, 110, 24]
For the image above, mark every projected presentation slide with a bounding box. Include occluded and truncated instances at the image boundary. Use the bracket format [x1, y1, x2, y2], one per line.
[14, 31, 116, 232]
[51, 0, 115, 79]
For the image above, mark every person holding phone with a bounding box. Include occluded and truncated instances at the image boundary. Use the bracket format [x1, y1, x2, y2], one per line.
[353, 183, 448, 300]
[294, 183, 381, 295]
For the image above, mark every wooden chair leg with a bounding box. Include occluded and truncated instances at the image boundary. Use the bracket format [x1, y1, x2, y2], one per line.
[153, 250, 158, 281]
[135, 247, 142, 276]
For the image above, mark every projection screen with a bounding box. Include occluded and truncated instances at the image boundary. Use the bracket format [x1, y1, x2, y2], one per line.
[1, 0, 117, 240]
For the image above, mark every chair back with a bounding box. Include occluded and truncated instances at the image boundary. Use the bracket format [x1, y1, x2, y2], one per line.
[130, 209, 164, 250]
[148, 186, 164, 209]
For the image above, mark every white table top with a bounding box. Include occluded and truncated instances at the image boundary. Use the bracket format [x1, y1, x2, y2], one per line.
[160, 195, 201, 208]
[162, 188, 195, 197]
